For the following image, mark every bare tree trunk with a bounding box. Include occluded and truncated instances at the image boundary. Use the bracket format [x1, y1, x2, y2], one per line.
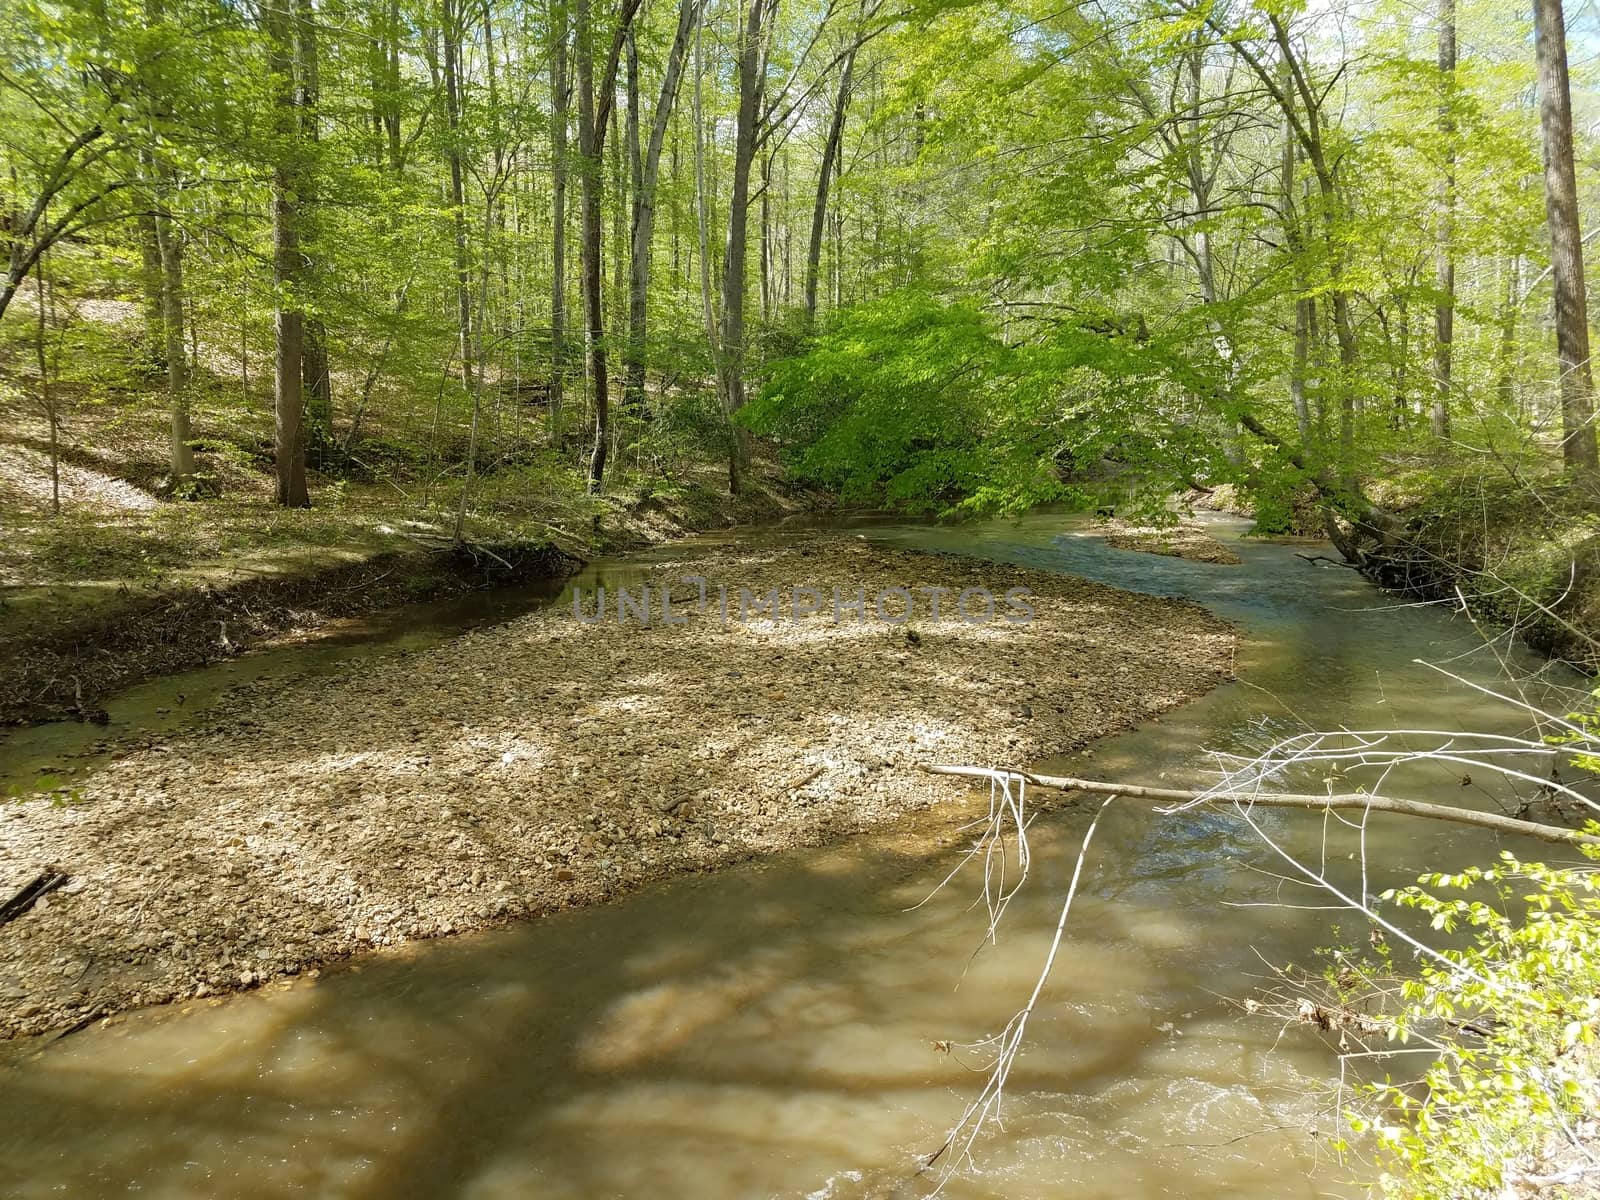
[781, 147, 791, 305]
[1431, 0, 1455, 441]
[575, 0, 643, 491]
[576, 0, 607, 488]
[369, 0, 402, 171]
[152, 167, 195, 484]
[693, 19, 718, 362]
[717, 0, 776, 495]
[923, 765, 1600, 849]
[549, 0, 569, 445]
[624, 0, 697, 413]
[1280, 70, 1312, 445]
[610, 97, 627, 343]
[136, 211, 165, 367]
[1533, 0, 1599, 480]
[805, 31, 857, 324]
[1497, 254, 1521, 414]
[759, 151, 771, 323]
[624, 24, 641, 340]
[442, 0, 481, 538]
[297, 0, 332, 447]
[1292, 296, 1313, 444]
[34, 243, 59, 516]
[267, 0, 309, 508]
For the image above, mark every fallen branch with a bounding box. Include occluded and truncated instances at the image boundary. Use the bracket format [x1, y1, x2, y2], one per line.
[1295, 552, 1363, 571]
[921, 765, 1600, 847]
[0, 870, 69, 928]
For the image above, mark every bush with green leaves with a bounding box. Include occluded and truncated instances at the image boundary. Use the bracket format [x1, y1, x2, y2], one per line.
[740, 288, 1217, 516]
[1338, 850, 1600, 1198]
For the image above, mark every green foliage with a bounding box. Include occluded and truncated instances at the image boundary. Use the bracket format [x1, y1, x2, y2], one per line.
[743, 287, 1213, 515]
[1340, 852, 1600, 1198]
[4, 774, 83, 805]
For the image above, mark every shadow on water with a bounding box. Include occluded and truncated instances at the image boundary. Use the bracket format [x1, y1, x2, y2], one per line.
[0, 807, 1344, 1200]
[1, 510, 1591, 1199]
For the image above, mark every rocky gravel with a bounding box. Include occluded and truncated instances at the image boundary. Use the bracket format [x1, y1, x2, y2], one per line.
[1094, 519, 1244, 565]
[0, 536, 1236, 1040]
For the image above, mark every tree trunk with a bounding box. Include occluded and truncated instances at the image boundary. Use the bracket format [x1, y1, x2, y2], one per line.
[34, 244, 59, 516]
[296, 0, 332, 447]
[576, 0, 607, 489]
[624, 23, 641, 352]
[609, 97, 626, 344]
[575, 0, 644, 492]
[693, 18, 718, 363]
[759, 151, 771, 322]
[441, 0, 481, 538]
[1431, 0, 1455, 441]
[1497, 254, 1521, 414]
[371, 0, 402, 171]
[152, 167, 195, 484]
[1292, 296, 1313, 444]
[267, 0, 309, 508]
[1280, 71, 1312, 444]
[716, 0, 775, 495]
[136, 210, 165, 368]
[624, 0, 698, 412]
[550, 0, 569, 445]
[1532, 0, 1600, 480]
[805, 32, 857, 324]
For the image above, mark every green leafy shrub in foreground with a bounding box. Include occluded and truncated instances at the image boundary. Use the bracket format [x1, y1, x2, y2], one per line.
[1347, 852, 1600, 1198]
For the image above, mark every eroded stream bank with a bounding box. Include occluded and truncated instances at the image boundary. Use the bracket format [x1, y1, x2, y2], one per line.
[0, 531, 1235, 1040]
[1, 513, 1591, 1200]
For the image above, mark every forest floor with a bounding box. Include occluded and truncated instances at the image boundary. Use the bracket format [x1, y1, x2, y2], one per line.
[0, 298, 828, 723]
[0, 535, 1238, 1040]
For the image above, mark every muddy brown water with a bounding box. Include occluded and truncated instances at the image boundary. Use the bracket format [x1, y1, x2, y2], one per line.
[0, 513, 1591, 1198]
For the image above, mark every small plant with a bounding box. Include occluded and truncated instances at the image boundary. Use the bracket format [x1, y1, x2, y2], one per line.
[5, 774, 84, 807]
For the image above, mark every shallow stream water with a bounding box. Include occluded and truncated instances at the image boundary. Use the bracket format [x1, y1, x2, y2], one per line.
[0, 513, 1590, 1199]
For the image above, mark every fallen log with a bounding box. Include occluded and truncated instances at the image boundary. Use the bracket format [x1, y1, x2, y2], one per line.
[921, 765, 1600, 847]
[0, 871, 70, 928]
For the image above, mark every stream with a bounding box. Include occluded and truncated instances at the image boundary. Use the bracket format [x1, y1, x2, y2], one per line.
[0, 512, 1590, 1199]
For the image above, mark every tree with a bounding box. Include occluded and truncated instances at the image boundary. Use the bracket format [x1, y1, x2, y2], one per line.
[1432, 0, 1455, 441]
[1532, 0, 1599, 480]
[573, 0, 643, 491]
[622, 0, 700, 412]
[267, 0, 310, 508]
[804, 8, 863, 325]
[716, 0, 779, 494]
[550, 0, 570, 444]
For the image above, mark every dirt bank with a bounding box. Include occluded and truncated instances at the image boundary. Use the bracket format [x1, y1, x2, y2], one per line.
[1, 327, 828, 726]
[0, 455, 825, 727]
[0, 536, 1236, 1040]
[0, 540, 580, 726]
[1353, 473, 1600, 673]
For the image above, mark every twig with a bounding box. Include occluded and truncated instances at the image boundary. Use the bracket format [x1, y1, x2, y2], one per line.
[922, 794, 1117, 1190]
